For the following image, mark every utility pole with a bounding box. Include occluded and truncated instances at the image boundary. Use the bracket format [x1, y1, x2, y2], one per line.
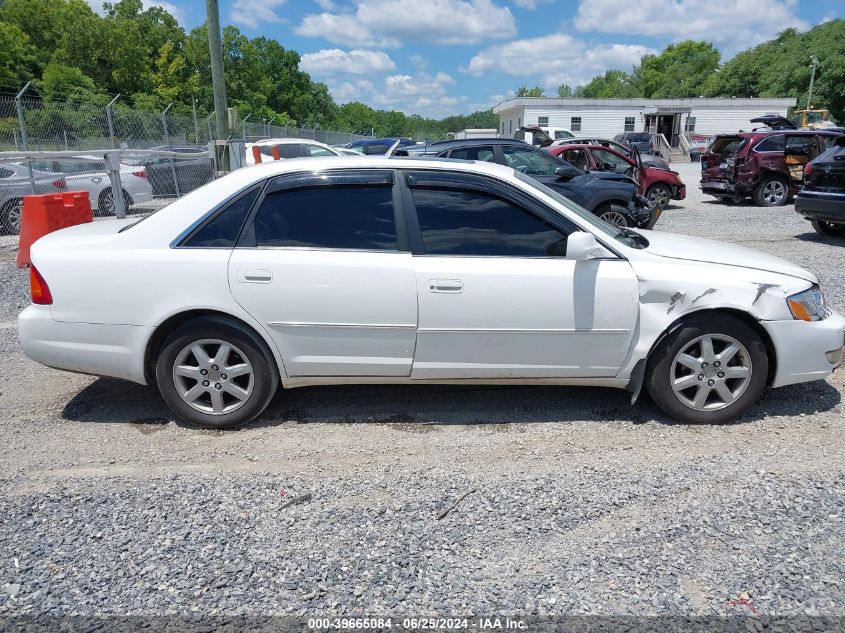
[807, 55, 819, 110]
[206, 0, 228, 141]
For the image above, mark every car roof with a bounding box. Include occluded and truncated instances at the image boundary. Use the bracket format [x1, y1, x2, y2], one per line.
[723, 130, 843, 139]
[422, 138, 529, 149]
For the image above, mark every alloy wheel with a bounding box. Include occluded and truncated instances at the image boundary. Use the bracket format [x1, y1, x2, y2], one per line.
[762, 180, 786, 205]
[172, 339, 255, 415]
[599, 210, 629, 227]
[7, 199, 23, 233]
[670, 334, 752, 411]
[648, 185, 671, 208]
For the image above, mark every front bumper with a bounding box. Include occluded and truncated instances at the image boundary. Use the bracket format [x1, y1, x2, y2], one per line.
[762, 311, 845, 388]
[795, 191, 845, 223]
[673, 185, 686, 201]
[18, 305, 152, 385]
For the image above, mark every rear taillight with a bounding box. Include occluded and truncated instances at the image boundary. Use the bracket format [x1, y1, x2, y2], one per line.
[30, 266, 53, 305]
[804, 163, 814, 177]
[52, 179, 67, 189]
[132, 170, 148, 178]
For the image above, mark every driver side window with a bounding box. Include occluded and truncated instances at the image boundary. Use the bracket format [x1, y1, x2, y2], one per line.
[502, 145, 559, 176]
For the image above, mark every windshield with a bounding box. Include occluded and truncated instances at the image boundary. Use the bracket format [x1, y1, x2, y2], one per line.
[514, 172, 645, 249]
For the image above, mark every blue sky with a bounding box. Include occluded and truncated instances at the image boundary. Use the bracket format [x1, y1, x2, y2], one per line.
[133, 0, 841, 118]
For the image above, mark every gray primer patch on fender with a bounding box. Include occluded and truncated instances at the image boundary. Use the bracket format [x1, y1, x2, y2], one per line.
[752, 283, 779, 305]
[690, 288, 717, 305]
[666, 291, 685, 314]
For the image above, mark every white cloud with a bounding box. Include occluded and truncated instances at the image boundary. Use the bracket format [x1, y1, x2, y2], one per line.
[230, 0, 286, 29]
[296, 0, 516, 48]
[574, 0, 808, 54]
[511, 0, 552, 9]
[84, 0, 184, 22]
[314, 0, 339, 9]
[327, 72, 462, 117]
[300, 49, 397, 75]
[465, 33, 655, 88]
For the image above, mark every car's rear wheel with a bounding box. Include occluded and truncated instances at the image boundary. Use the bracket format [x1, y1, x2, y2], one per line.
[97, 187, 132, 217]
[155, 316, 278, 429]
[646, 183, 671, 208]
[810, 219, 845, 237]
[1, 197, 23, 234]
[596, 204, 632, 227]
[753, 176, 788, 207]
[645, 314, 768, 423]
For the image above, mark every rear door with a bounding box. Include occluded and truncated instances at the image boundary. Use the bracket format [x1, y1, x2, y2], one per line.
[229, 169, 418, 377]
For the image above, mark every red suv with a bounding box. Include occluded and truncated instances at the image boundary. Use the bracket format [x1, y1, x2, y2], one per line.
[700, 130, 841, 206]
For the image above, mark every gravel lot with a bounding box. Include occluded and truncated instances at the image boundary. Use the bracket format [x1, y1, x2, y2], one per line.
[1, 161, 844, 626]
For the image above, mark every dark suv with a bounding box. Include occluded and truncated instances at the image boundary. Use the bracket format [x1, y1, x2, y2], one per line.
[700, 130, 842, 206]
[612, 133, 655, 155]
[398, 139, 656, 228]
[795, 135, 845, 236]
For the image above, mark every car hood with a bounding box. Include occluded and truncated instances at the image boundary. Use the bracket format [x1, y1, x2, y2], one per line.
[589, 171, 638, 186]
[637, 230, 817, 283]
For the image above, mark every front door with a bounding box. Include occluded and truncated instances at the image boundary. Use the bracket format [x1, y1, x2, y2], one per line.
[229, 169, 418, 377]
[401, 170, 639, 379]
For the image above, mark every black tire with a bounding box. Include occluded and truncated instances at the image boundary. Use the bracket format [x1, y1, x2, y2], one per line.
[645, 313, 768, 424]
[646, 183, 671, 208]
[811, 219, 845, 236]
[97, 187, 132, 217]
[752, 176, 788, 207]
[1, 197, 23, 234]
[595, 203, 632, 227]
[155, 316, 279, 429]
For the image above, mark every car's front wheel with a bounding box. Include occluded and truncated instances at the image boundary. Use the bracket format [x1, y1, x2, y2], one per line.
[753, 176, 788, 207]
[1, 197, 23, 234]
[646, 183, 672, 208]
[645, 314, 768, 423]
[155, 316, 278, 428]
[596, 204, 632, 228]
[811, 219, 845, 237]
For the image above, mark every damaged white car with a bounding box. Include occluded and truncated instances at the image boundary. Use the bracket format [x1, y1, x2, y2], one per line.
[18, 156, 845, 428]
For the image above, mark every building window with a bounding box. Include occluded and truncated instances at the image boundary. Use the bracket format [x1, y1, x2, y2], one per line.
[538, 116, 549, 127]
[571, 116, 581, 132]
[684, 116, 696, 132]
[624, 116, 635, 132]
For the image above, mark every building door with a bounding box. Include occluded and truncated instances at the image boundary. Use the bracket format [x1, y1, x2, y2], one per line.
[657, 115, 674, 144]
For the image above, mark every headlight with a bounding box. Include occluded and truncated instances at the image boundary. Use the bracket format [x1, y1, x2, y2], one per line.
[787, 285, 828, 321]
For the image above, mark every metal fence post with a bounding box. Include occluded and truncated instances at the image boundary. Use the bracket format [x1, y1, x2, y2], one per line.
[161, 102, 181, 197]
[242, 113, 252, 141]
[206, 112, 215, 142]
[192, 98, 199, 144]
[106, 93, 121, 148]
[15, 81, 31, 151]
[105, 152, 127, 220]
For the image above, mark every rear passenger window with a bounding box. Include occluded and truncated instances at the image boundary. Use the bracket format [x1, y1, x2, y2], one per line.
[182, 187, 260, 248]
[411, 188, 568, 257]
[253, 185, 397, 250]
[754, 135, 785, 152]
[448, 146, 495, 162]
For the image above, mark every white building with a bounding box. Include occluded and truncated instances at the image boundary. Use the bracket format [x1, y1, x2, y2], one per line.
[493, 97, 797, 149]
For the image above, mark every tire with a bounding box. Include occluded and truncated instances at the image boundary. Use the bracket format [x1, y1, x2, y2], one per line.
[1, 197, 23, 234]
[155, 316, 279, 429]
[596, 203, 632, 228]
[811, 219, 845, 237]
[97, 187, 132, 217]
[646, 183, 672, 208]
[645, 313, 768, 424]
[752, 176, 788, 207]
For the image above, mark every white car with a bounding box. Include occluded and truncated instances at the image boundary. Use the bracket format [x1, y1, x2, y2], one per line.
[26, 156, 153, 216]
[244, 138, 343, 165]
[542, 127, 575, 141]
[19, 157, 845, 428]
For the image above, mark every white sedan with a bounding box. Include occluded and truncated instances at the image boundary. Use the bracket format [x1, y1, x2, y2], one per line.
[244, 138, 343, 165]
[19, 156, 845, 428]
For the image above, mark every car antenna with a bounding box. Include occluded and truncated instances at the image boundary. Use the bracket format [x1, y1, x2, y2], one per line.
[386, 139, 402, 157]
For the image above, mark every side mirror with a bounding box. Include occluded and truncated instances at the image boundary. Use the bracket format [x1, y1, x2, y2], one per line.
[554, 165, 578, 180]
[566, 231, 610, 261]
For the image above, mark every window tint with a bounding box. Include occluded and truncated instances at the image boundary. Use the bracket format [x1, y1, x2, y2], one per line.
[279, 144, 301, 159]
[183, 187, 260, 248]
[0, 167, 13, 179]
[304, 144, 335, 156]
[411, 188, 568, 257]
[448, 146, 495, 162]
[254, 185, 397, 250]
[754, 135, 785, 152]
[363, 144, 389, 155]
[502, 145, 560, 176]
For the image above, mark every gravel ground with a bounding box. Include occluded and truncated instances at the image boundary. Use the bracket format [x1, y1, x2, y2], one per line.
[1, 161, 844, 625]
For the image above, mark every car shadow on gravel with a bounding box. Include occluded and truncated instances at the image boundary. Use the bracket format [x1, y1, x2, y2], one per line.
[795, 231, 845, 246]
[60, 376, 841, 429]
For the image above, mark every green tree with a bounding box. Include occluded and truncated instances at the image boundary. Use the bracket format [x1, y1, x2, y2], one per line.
[515, 85, 545, 97]
[577, 70, 641, 98]
[38, 62, 100, 102]
[557, 84, 574, 98]
[0, 22, 37, 84]
[637, 40, 721, 97]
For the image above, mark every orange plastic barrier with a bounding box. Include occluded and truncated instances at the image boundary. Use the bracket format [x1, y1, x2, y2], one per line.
[252, 145, 263, 164]
[16, 191, 92, 268]
[271, 145, 280, 160]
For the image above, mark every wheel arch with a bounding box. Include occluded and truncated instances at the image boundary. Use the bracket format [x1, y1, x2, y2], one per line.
[143, 308, 284, 385]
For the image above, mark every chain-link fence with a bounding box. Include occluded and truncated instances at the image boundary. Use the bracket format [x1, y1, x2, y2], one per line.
[0, 93, 377, 236]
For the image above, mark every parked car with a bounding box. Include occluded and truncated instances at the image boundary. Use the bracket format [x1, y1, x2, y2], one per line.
[19, 156, 844, 429]
[700, 129, 842, 206]
[613, 132, 656, 155]
[548, 144, 685, 208]
[0, 163, 67, 233]
[245, 139, 343, 165]
[396, 138, 656, 228]
[553, 136, 671, 170]
[28, 156, 153, 214]
[795, 135, 845, 236]
[345, 138, 416, 155]
[123, 146, 214, 197]
[542, 126, 574, 141]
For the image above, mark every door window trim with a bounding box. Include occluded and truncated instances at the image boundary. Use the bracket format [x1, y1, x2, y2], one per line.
[236, 168, 410, 253]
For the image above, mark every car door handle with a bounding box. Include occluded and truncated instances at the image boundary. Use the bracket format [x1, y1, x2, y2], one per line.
[238, 269, 273, 283]
[429, 279, 463, 293]
[91, 177, 102, 183]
